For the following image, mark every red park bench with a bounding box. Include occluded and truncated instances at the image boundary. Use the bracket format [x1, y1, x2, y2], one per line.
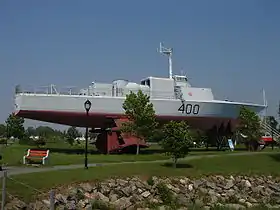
[23, 149, 50, 165]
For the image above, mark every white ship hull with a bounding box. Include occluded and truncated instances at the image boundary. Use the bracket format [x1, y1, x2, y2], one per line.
[14, 93, 265, 130]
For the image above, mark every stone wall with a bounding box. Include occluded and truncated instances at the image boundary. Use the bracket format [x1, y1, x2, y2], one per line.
[5, 175, 280, 209]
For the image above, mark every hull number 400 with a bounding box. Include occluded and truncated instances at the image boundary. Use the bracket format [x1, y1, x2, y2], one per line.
[178, 103, 200, 115]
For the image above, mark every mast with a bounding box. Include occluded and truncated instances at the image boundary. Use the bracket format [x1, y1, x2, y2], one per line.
[262, 88, 268, 123]
[158, 42, 173, 79]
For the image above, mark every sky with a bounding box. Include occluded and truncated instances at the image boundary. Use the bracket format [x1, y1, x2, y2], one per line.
[0, 0, 280, 129]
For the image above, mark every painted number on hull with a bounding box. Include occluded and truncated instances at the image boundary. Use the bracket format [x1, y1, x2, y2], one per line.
[178, 104, 200, 115]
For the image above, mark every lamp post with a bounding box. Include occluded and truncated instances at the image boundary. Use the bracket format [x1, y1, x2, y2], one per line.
[84, 99, 92, 169]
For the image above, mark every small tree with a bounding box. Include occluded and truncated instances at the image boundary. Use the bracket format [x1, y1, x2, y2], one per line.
[237, 106, 262, 151]
[5, 113, 25, 139]
[121, 90, 158, 155]
[0, 124, 6, 137]
[66, 126, 80, 145]
[32, 137, 46, 148]
[160, 121, 194, 168]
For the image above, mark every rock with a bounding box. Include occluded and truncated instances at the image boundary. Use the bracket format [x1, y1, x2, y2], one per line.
[245, 202, 253, 208]
[206, 181, 216, 189]
[265, 204, 280, 209]
[77, 199, 89, 208]
[193, 180, 203, 189]
[224, 203, 246, 209]
[270, 184, 280, 192]
[137, 188, 143, 194]
[215, 203, 224, 208]
[199, 187, 208, 194]
[149, 198, 160, 204]
[141, 191, 151, 198]
[85, 204, 93, 210]
[271, 204, 280, 209]
[55, 193, 67, 204]
[28, 201, 48, 210]
[179, 178, 187, 185]
[194, 199, 204, 207]
[67, 188, 79, 201]
[264, 187, 274, 195]
[65, 201, 76, 210]
[177, 194, 189, 206]
[5, 198, 27, 210]
[6, 175, 280, 209]
[42, 199, 50, 206]
[158, 206, 166, 210]
[122, 186, 133, 196]
[113, 196, 132, 209]
[79, 182, 93, 192]
[55, 205, 66, 210]
[244, 180, 252, 188]
[188, 184, 194, 191]
[224, 179, 234, 189]
[117, 179, 129, 186]
[84, 192, 95, 199]
[209, 195, 218, 204]
[109, 193, 118, 202]
[95, 192, 109, 203]
[248, 197, 257, 203]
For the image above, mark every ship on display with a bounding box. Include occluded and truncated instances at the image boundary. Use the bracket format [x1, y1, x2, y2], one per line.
[14, 43, 266, 153]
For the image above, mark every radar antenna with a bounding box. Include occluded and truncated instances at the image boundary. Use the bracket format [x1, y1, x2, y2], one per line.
[158, 42, 173, 79]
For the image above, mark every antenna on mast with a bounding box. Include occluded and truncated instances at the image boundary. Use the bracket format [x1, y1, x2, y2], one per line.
[262, 88, 268, 123]
[262, 88, 267, 107]
[158, 42, 173, 79]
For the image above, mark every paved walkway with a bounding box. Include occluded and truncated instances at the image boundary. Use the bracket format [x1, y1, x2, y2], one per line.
[1, 151, 277, 177]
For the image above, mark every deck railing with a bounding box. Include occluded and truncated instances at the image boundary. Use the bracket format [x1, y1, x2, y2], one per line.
[15, 84, 177, 100]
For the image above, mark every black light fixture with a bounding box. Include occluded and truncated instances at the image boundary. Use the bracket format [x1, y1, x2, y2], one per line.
[84, 99, 92, 169]
[84, 99, 92, 113]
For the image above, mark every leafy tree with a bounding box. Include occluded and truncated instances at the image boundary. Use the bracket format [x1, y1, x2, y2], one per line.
[160, 121, 194, 168]
[66, 126, 80, 145]
[5, 113, 25, 139]
[237, 106, 262, 151]
[191, 128, 208, 148]
[265, 116, 278, 131]
[26, 126, 36, 136]
[278, 101, 280, 122]
[121, 90, 158, 155]
[0, 124, 6, 137]
[36, 126, 55, 137]
[31, 137, 46, 148]
[146, 128, 164, 143]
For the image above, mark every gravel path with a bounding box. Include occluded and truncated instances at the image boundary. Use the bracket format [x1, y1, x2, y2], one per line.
[0, 151, 277, 177]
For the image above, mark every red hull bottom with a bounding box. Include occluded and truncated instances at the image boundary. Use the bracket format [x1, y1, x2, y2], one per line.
[15, 110, 238, 154]
[15, 110, 239, 130]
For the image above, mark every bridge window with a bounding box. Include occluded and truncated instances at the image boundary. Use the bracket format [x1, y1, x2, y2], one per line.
[146, 79, 150, 87]
[174, 76, 187, 82]
[140, 79, 150, 87]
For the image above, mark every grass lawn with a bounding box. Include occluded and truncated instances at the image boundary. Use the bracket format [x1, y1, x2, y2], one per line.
[0, 144, 168, 166]
[3, 152, 280, 202]
[0, 142, 260, 167]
